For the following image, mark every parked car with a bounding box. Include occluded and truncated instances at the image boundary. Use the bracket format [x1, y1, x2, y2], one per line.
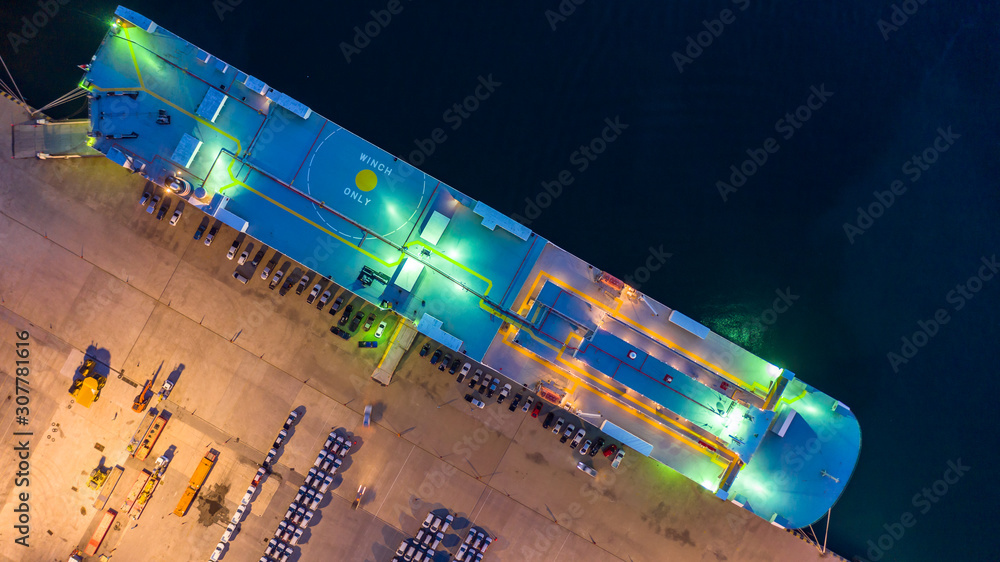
[530, 399, 541, 417]
[522, 395, 534, 413]
[317, 290, 331, 309]
[338, 304, 353, 326]
[139, 191, 150, 205]
[486, 378, 499, 398]
[261, 259, 276, 279]
[420, 343, 430, 357]
[612, 449, 625, 468]
[577, 461, 597, 478]
[509, 393, 522, 411]
[358, 340, 377, 348]
[470, 397, 486, 409]
[349, 311, 364, 331]
[269, 269, 284, 289]
[569, 428, 586, 449]
[210, 542, 225, 561]
[498, 383, 511, 404]
[252, 466, 266, 486]
[579, 439, 593, 455]
[227, 239, 241, 259]
[329, 296, 344, 314]
[295, 273, 310, 295]
[156, 202, 169, 220]
[542, 411, 554, 428]
[205, 225, 218, 246]
[468, 370, 481, 389]
[364, 313, 376, 331]
[147, 194, 160, 214]
[430, 349, 442, 364]
[251, 248, 266, 267]
[561, 424, 575, 443]
[590, 437, 605, 457]
[193, 223, 206, 240]
[330, 326, 350, 340]
[477, 376, 489, 395]
[273, 429, 287, 449]
[364, 404, 372, 427]
[221, 522, 237, 542]
[238, 249, 250, 265]
[374, 321, 387, 338]
[306, 283, 322, 303]
[552, 417, 564, 434]
[169, 208, 182, 225]
[439, 353, 451, 372]
[447, 359, 460, 374]
[603, 444, 619, 458]
[456, 363, 471, 383]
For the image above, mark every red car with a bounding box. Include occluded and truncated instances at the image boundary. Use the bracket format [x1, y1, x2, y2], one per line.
[531, 402, 543, 418]
[603, 444, 619, 458]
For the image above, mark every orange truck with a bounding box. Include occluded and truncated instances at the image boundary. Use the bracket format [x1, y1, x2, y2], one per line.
[173, 451, 217, 516]
[83, 509, 116, 556]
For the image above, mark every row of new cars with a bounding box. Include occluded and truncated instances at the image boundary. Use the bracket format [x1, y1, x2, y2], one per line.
[455, 526, 494, 562]
[211, 411, 299, 561]
[262, 427, 354, 562]
[139, 189, 183, 224]
[393, 510, 454, 562]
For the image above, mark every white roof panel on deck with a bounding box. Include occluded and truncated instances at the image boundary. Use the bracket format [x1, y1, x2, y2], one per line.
[420, 211, 450, 245]
[170, 133, 202, 169]
[196, 88, 227, 123]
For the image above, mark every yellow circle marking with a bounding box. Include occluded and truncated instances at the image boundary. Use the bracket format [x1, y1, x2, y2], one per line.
[355, 169, 377, 192]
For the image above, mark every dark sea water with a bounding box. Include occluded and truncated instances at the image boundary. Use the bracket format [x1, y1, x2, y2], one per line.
[2, 1, 998, 560]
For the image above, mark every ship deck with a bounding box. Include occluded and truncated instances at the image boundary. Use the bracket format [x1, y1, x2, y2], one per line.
[78, 6, 861, 530]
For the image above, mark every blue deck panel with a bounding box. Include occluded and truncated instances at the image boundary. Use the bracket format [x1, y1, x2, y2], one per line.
[83, 8, 861, 528]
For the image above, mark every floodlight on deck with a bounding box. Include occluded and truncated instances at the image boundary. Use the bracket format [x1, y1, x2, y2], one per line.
[766, 363, 782, 377]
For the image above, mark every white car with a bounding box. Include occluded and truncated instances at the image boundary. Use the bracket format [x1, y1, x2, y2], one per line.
[260, 263, 273, 279]
[612, 449, 625, 468]
[289, 526, 304, 545]
[226, 240, 240, 260]
[241, 485, 255, 505]
[374, 321, 387, 338]
[221, 522, 237, 542]
[318, 472, 334, 493]
[298, 509, 314, 528]
[273, 429, 287, 449]
[470, 397, 485, 409]
[577, 461, 597, 477]
[147, 194, 160, 214]
[521, 395, 534, 412]
[230, 504, 246, 525]
[314, 449, 329, 468]
[440, 513, 454, 532]
[238, 249, 249, 264]
[579, 439, 593, 456]
[264, 448, 278, 466]
[569, 427, 586, 449]
[306, 283, 322, 304]
[169, 208, 182, 225]
[209, 542, 225, 561]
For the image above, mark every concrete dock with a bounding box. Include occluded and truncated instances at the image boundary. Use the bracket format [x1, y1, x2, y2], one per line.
[0, 95, 845, 561]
